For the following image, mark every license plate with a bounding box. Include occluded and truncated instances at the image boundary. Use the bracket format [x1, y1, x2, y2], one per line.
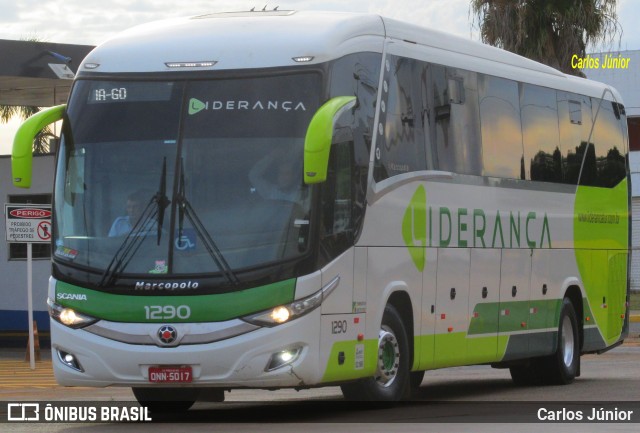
[148, 366, 192, 383]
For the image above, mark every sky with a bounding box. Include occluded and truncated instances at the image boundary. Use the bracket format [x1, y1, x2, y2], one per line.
[1, 0, 640, 154]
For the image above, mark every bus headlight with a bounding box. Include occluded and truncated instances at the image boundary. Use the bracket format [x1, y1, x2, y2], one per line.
[47, 298, 98, 329]
[242, 276, 340, 327]
[270, 306, 291, 324]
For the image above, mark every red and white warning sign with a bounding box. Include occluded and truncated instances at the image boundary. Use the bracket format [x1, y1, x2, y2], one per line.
[4, 204, 52, 243]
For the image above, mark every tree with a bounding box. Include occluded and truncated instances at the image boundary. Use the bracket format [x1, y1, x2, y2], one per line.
[1, 36, 55, 154]
[0, 105, 54, 154]
[470, 0, 621, 76]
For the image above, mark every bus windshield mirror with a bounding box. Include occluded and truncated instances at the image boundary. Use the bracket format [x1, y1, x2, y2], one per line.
[304, 96, 356, 184]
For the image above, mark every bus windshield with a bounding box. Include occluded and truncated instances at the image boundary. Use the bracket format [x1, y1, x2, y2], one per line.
[54, 73, 321, 286]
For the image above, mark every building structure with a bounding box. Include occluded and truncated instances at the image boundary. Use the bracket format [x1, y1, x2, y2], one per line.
[0, 40, 93, 341]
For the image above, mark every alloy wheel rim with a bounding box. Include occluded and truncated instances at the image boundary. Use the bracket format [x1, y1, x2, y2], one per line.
[375, 326, 400, 387]
[561, 315, 574, 368]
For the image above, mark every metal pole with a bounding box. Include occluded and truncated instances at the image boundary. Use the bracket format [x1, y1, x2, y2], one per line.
[27, 242, 35, 370]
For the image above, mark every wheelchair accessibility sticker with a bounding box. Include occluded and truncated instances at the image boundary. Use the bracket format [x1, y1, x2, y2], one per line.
[175, 228, 196, 251]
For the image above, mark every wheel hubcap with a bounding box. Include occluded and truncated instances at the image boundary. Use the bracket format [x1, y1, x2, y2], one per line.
[375, 326, 400, 387]
[561, 315, 574, 368]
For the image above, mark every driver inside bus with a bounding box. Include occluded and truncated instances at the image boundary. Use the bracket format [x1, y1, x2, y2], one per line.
[108, 190, 150, 237]
[249, 150, 303, 203]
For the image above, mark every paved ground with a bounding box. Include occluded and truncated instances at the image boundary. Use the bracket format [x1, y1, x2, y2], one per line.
[2, 344, 640, 433]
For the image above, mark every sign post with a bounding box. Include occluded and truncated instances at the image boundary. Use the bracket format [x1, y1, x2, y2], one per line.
[4, 204, 52, 370]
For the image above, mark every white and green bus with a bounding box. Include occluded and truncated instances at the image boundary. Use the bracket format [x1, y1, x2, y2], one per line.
[12, 10, 631, 407]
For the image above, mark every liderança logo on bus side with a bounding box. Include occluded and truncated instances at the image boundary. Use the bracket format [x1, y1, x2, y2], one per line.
[402, 185, 552, 272]
[188, 97, 307, 115]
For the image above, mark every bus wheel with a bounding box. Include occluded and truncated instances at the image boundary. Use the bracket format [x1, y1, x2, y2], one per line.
[545, 297, 580, 385]
[340, 304, 410, 401]
[132, 387, 199, 413]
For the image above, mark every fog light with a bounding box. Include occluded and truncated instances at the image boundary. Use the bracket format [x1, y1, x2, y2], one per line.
[265, 346, 302, 372]
[57, 350, 84, 372]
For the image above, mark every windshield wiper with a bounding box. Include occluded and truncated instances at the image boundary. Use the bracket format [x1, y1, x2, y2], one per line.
[176, 159, 240, 286]
[98, 163, 171, 288]
[155, 157, 171, 245]
[98, 196, 158, 287]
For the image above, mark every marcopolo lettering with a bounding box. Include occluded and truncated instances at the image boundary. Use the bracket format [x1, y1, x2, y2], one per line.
[135, 281, 199, 291]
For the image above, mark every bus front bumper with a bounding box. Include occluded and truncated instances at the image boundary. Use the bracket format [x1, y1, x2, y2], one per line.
[49, 310, 323, 388]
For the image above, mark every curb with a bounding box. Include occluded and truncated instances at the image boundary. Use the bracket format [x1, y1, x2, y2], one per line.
[631, 314, 640, 323]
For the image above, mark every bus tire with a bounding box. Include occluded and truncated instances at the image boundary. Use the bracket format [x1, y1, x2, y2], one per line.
[131, 387, 199, 413]
[340, 304, 410, 401]
[544, 297, 580, 385]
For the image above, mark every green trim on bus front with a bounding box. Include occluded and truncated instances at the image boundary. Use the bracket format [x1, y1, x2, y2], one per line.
[303, 96, 356, 184]
[12, 104, 66, 188]
[321, 339, 377, 382]
[55, 279, 296, 323]
[574, 179, 628, 345]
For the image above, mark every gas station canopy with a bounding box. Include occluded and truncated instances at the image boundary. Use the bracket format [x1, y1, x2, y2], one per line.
[0, 39, 94, 107]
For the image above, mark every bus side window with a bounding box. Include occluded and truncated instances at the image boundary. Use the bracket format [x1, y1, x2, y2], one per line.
[328, 52, 379, 240]
[560, 93, 593, 185]
[320, 137, 354, 260]
[373, 55, 427, 182]
[478, 74, 524, 180]
[521, 83, 562, 183]
[585, 98, 626, 188]
[429, 65, 482, 175]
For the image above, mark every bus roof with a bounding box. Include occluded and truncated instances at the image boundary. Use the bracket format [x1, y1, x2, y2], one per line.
[79, 10, 622, 103]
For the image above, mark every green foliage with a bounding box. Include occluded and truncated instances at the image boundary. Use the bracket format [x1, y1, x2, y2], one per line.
[470, 0, 621, 76]
[1, 34, 55, 154]
[0, 105, 54, 154]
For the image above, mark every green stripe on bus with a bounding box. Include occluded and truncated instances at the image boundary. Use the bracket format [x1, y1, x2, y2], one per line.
[468, 299, 562, 335]
[55, 279, 296, 323]
[414, 333, 510, 370]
